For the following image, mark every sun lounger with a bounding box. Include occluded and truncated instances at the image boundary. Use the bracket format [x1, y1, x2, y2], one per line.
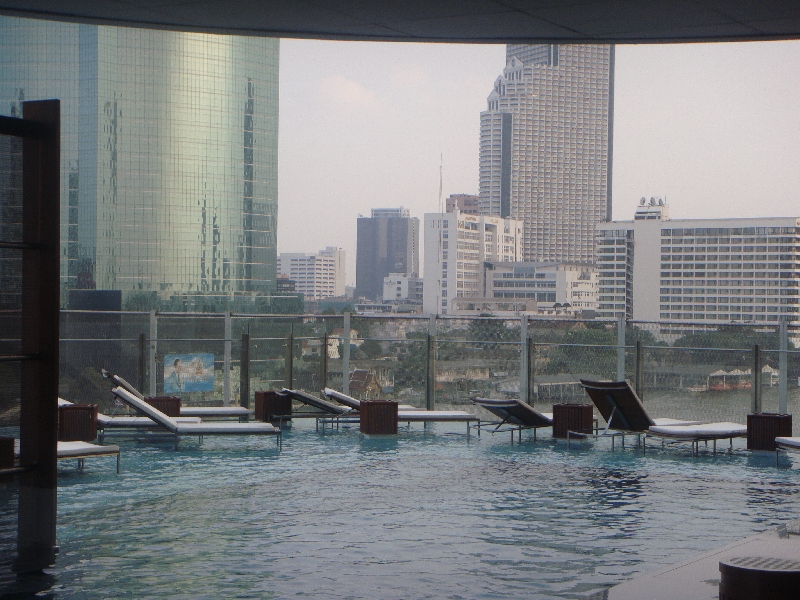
[105, 371, 254, 420]
[14, 438, 120, 473]
[472, 397, 553, 440]
[59, 397, 202, 442]
[111, 387, 281, 448]
[580, 379, 742, 453]
[322, 388, 416, 411]
[775, 437, 800, 466]
[282, 388, 355, 415]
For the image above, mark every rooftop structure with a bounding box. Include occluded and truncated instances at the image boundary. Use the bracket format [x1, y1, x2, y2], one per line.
[445, 194, 480, 215]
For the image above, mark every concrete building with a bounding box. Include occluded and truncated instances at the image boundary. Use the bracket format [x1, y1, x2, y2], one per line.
[355, 207, 419, 300]
[278, 246, 345, 301]
[479, 44, 614, 264]
[452, 262, 597, 316]
[382, 273, 423, 303]
[423, 210, 522, 315]
[0, 16, 279, 302]
[597, 199, 800, 325]
[446, 194, 480, 215]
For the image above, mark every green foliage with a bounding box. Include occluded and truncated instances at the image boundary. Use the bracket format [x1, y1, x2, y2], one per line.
[674, 326, 790, 351]
[543, 324, 616, 377]
[359, 339, 383, 359]
[394, 341, 427, 389]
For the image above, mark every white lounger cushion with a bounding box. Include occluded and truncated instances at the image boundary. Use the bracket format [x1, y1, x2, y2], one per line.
[397, 410, 479, 422]
[14, 440, 120, 459]
[113, 387, 278, 434]
[776, 437, 800, 449]
[648, 422, 747, 438]
[97, 415, 201, 427]
[179, 407, 252, 417]
[651, 418, 705, 426]
[57, 441, 120, 458]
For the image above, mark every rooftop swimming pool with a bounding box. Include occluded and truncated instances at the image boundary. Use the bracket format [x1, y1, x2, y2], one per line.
[2, 418, 800, 599]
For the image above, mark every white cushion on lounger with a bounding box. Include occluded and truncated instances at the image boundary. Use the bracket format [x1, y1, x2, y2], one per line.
[647, 422, 746, 438]
[397, 410, 478, 422]
[97, 415, 201, 427]
[651, 418, 704, 426]
[179, 407, 252, 417]
[57, 441, 120, 458]
[776, 437, 800, 449]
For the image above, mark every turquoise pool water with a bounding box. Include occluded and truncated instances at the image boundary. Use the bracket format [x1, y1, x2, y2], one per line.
[2, 420, 800, 599]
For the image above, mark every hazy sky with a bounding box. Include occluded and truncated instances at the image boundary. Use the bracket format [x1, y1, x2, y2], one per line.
[278, 40, 800, 286]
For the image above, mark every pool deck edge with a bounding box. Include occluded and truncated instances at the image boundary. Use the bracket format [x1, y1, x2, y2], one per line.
[588, 521, 800, 599]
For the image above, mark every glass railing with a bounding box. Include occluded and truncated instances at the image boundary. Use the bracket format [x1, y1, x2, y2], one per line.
[59, 310, 800, 425]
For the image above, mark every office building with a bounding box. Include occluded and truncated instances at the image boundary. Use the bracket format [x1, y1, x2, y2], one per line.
[446, 194, 480, 215]
[355, 207, 419, 300]
[382, 273, 423, 303]
[479, 44, 614, 264]
[0, 16, 279, 302]
[597, 199, 800, 324]
[423, 211, 522, 315]
[278, 247, 345, 301]
[451, 262, 596, 316]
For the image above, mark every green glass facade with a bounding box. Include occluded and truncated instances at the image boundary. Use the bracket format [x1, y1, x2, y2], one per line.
[0, 16, 279, 302]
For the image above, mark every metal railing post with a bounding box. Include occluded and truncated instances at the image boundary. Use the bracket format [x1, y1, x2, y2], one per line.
[752, 344, 761, 413]
[149, 310, 157, 396]
[223, 311, 231, 406]
[321, 331, 329, 391]
[426, 314, 436, 411]
[342, 313, 350, 396]
[616, 314, 626, 381]
[520, 315, 528, 404]
[240, 331, 249, 408]
[527, 336, 535, 406]
[138, 332, 146, 393]
[634, 340, 644, 400]
[779, 319, 788, 414]
[285, 323, 294, 390]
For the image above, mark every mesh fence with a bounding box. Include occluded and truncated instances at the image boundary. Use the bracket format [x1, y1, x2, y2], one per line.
[56, 311, 800, 431]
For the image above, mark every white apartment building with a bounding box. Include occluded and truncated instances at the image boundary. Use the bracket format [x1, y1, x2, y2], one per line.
[423, 211, 522, 315]
[382, 273, 423, 303]
[452, 262, 597, 316]
[597, 199, 800, 325]
[278, 246, 345, 301]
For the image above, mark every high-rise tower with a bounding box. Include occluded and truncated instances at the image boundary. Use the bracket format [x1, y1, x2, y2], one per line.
[355, 208, 419, 301]
[479, 44, 614, 264]
[0, 16, 279, 302]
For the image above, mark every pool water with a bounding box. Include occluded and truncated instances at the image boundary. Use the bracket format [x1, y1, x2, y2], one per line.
[2, 420, 800, 599]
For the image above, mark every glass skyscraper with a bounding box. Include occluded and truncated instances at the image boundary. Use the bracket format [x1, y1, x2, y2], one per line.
[0, 16, 279, 303]
[480, 44, 614, 265]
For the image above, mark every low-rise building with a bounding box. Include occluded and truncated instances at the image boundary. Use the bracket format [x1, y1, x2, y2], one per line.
[451, 261, 597, 316]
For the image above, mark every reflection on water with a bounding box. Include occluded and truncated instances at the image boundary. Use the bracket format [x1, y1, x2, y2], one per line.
[1, 423, 800, 599]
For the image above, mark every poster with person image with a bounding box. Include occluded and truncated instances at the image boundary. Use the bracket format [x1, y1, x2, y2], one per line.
[164, 353, 214, 393]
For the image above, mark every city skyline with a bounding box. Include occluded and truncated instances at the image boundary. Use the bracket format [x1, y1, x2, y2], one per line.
[279, 39, 800, 286]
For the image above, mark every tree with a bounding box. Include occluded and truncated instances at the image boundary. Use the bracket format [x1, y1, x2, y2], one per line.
[543, 324, 617, 377]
